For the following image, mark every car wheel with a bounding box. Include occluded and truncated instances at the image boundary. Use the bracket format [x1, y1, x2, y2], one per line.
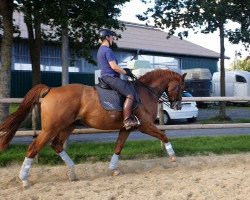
[187, 117, 197, 123]
[163, 111, 171, 125]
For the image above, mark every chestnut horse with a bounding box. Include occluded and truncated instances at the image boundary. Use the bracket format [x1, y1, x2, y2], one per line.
[0, 69, 186, 187]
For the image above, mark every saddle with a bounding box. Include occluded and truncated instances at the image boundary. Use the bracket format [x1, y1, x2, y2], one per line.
[96, 77, 139, 111]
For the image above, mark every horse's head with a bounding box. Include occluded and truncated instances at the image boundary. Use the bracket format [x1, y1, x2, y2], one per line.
[138, 69, 187, 110]
[166, 73, 187, 110]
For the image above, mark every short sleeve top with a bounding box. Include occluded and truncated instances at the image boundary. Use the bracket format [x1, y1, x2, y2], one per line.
[97, 45, 119, 77]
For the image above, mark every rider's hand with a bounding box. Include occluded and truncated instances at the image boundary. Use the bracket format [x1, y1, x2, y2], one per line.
[123, 68, 134, 78]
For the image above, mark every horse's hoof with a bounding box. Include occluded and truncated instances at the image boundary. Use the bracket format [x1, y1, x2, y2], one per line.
[111, 169, 121, 176]
[67, 168, 77, 182]
[68, 173, 77, 182]
[170, 156, 176, 163]
[22, 180, 30, 189]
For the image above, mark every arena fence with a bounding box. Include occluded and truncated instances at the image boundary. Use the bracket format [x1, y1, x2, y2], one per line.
[1, 97, 250, 137]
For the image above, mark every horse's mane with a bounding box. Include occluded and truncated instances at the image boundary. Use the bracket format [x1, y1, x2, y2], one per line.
[138, 69, 181, 85]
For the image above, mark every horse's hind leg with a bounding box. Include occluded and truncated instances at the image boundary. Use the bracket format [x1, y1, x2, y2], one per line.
[109, 128, 130, 176]
[50, 125, 76, 182]
[19, 130, 55, 188]
[139, 122, 176, 162]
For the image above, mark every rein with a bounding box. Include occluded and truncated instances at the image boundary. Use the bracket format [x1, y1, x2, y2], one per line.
[130, 74, 170, 105]
[130, 72, 181, 108]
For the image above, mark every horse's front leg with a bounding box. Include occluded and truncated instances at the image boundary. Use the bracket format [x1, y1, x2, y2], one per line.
[109, 128, 130, 176]
[139, 122, 176, 163]
[50, 126, 77, 182]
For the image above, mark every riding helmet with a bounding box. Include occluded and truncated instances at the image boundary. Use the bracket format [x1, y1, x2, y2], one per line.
[99, 29, 115, 40]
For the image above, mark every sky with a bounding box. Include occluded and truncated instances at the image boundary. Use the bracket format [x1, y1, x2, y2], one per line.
[119, 0, 249, 69]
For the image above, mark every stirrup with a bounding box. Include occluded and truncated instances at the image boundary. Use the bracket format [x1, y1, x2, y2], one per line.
[123, 115, 140, 130]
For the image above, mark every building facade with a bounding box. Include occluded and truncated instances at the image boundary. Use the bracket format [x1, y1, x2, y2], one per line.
[5, 13, 222, 97]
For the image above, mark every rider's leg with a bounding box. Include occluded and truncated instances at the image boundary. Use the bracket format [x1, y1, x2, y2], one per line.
[101, 76, 140, 130]
[123, 94, 139, 130]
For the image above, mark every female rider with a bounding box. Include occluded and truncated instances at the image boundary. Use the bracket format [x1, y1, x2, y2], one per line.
[97, 29, 140, 131]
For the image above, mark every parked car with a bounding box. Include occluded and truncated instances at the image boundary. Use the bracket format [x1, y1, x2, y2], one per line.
[157, 91, 199, 124]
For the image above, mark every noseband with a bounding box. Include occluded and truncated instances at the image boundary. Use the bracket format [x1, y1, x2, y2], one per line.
[168, 83, 182, 102]
[160, 82, 182, 109]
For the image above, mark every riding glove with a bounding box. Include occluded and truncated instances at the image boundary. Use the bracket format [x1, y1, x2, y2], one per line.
[124, 68, 135, 79]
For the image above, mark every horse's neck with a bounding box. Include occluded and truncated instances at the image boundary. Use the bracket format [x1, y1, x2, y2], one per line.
[136, 78, 168, 101]
[139, 76, 170, 97]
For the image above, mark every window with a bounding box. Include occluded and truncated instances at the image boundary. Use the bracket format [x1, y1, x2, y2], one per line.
[236, 75, 246, 83]
[134, 54, 181, 73]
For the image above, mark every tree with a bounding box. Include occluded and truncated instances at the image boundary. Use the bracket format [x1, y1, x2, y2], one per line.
[18, 0, 129, 86]
[45, 0, 129, 65]
[230, 56, 250, 71]
[227, 0, 250, 47]
[138, 0, 250, 119]
[0, 0, 14, 121]
[20, 0, 50, 86]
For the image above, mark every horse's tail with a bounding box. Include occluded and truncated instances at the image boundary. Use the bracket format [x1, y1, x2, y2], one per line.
[0, 84, 50, 151]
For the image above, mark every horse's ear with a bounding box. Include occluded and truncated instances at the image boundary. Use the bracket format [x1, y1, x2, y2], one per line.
[182, 73, 187, 81]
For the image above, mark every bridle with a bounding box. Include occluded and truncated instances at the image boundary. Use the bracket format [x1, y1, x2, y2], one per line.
[167, 83, 182, 101]
[131, 74, 182, 109]
[159, 83, 182, 109]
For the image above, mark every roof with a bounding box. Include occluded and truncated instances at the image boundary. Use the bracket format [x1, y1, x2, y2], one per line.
[11, 12, 221, 59]
[117, 22, 221, 59]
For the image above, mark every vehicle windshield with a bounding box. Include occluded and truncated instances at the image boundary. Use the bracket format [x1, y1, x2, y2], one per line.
[182, 92, 192, 97]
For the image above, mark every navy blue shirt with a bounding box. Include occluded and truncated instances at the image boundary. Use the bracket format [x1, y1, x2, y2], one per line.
[97, 45, 119, 77]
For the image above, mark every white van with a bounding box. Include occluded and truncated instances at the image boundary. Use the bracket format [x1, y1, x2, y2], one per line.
[212, 70, 250, 98]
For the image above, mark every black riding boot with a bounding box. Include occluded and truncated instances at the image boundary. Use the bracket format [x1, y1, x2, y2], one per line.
[123, 95, 140, 130]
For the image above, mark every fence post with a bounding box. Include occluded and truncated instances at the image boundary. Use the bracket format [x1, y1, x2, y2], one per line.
[158, 102, 167, 154]
[158, 102, 164, 126]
